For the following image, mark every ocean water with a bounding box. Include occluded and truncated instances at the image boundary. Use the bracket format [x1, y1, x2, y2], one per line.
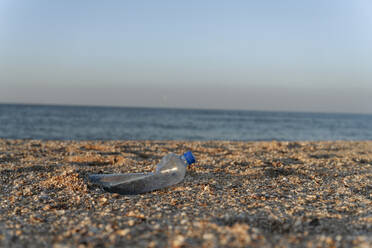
[0, 104, 372, 141]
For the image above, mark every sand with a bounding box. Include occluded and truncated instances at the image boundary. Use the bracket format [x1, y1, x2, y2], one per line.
[0, 139, 371, 247]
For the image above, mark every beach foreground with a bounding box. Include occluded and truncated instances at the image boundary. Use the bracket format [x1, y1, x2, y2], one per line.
[0, 139, 371, 247]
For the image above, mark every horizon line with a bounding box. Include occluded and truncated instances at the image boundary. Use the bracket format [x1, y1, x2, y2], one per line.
[1, 101, 371, 116]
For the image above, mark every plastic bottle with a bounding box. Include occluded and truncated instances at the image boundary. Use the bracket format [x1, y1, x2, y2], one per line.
[88, 151, 195, 194]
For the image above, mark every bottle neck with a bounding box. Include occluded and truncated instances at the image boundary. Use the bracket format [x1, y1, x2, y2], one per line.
[180, 155, 189, 167]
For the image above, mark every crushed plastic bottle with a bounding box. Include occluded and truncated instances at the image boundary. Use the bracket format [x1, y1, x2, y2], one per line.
[88, 151, 195, 194]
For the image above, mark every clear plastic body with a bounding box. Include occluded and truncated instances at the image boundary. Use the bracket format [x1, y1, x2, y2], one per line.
[88, 153, 189, 194]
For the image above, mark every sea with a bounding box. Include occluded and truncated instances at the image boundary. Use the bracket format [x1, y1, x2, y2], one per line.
[0, 103, 372, 141]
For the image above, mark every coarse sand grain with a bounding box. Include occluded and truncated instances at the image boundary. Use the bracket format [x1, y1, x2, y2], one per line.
[0, 139, 371, 247]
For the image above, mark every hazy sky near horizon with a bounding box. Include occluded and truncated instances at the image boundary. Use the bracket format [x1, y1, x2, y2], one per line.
[1, 0, 371, 113]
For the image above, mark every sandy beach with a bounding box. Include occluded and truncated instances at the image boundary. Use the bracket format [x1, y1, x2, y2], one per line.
[0, 139, 371, 247]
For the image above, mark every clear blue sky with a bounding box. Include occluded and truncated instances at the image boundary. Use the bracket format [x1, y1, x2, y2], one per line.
[1, 0, 371, 113]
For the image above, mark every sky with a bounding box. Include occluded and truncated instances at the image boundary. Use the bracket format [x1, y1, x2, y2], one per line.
[1, 0, 371, 113]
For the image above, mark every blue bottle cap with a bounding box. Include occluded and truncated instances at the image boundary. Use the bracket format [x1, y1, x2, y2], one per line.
[183, 151, 195, 165]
